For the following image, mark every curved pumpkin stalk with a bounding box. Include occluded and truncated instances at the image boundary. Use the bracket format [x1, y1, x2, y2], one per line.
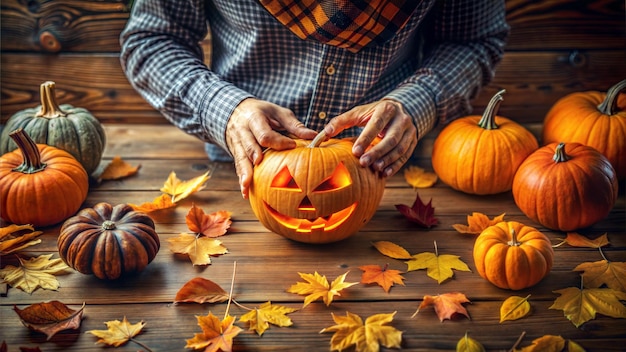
[597, 79, 626, 115]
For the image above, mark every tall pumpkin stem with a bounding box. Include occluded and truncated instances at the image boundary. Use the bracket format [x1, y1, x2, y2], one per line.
[597, 79, 626, 115]
[308, 130, 327, 148]
[477, 89, 506, 130]
[36, 81, 67, 118]
[9, 128, 47, 174]
[552, 142, 570, 163]
[507, 227, 521, 246]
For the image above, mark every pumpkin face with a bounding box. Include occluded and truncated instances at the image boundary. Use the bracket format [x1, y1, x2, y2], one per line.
[0, 81, 106, 176]
[249, 135, 385, 243]
[542, 79, 626, 180]
[58, 202, 160, 280]
[432, 90, 538, 195]
[473, 221, 554, 290]
[0, 129, 89, 227]
[512, 142, 618, 231]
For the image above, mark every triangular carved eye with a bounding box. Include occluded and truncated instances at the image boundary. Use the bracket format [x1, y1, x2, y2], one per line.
[271, 166, 302, 191]
[313, 162, 352, 192]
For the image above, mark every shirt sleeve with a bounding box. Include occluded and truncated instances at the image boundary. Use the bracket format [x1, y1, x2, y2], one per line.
[384, 0, 510, 140]
[119, 0, 252, 152]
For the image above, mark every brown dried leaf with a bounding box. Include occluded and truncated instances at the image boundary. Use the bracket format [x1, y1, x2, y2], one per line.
[174, 277, 229, 304]
[168, 234, 228, 266]
[452, 212, 505, 235]
[413, 292, 471, 322]
[98, 156, 141, 181]
[359, 264, 405, 293]
[129, 193, 176, 213]
[185, 205, 232, 237]
[14, 301, 85, 340]
[86, 316, 146, 347]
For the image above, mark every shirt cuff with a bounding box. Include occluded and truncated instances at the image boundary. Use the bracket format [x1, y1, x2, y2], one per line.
[384, 74, 441, 141]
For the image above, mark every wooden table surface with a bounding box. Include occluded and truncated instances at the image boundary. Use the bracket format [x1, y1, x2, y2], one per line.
[1, 124, 625, 351]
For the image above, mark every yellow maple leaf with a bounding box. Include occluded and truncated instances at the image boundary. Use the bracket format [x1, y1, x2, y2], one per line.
[287, 271, 357, 307]
[161, 170, 211, 203]
[359, 264, 405, 293]
[549, 286, 626, 327]
[185, 313, 242, 352]
[574, 259, 626, 292]
[0, 224, 42, 255]
[168, 233, 228, 265]
[405, 241, 471, 283]
[403, 165, 438, 188]
[500, 294, 531, 323]
[518, 335, 566, 352]
[87, 316, 146, 347]
[372, 241, 412, 260]
[0, 254, 70, 294]
[129, 193, 176, 213]
[452, 212, 506, 235]
[98, 156, 141, 181]
[320, 311, 402, 352]
[239, 301, 298, 336]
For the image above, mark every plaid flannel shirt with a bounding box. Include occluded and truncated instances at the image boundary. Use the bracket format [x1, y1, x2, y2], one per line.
[120, 0, 509, 160]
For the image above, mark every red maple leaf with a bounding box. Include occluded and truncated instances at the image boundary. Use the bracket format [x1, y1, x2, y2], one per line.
[395, 192, 438, 228]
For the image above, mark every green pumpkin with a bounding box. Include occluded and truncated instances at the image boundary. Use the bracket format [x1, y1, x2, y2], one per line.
[0, 81, 106, 176]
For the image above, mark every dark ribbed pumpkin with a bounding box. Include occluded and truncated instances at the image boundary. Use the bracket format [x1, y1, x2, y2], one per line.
[58, 202, 160, 280]
[0, 81, 106, 176]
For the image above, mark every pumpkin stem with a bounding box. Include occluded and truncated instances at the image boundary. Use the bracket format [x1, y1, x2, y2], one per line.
[101, 220, 117, 230]
[597, 79, 626, 115]
[477, 89, 506, 130]
[552, 142, 570, 163]
[35, 81, 68, 118]
[308, 130, 327, 148]
[507, 227, 521, 246]
[9, 128, 47, 174]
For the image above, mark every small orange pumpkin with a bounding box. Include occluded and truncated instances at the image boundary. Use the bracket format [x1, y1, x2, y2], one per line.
[249, 132, 385, 243]
[473, 221, 554, 290]
[543, 79, 626, 179]
[0, 128, 89, 227]
[431, 90, 538, 195]
[512, 142, 618, 231]
[58, 202, 160, 280]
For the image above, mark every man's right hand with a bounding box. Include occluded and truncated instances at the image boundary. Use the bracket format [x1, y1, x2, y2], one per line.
[225, 98, 318, 199]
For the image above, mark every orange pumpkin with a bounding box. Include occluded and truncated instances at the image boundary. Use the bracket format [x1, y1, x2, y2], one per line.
[0, 128, 89, 227]
[249, 132, 385, 243]
[432, 90, 538, 195]
[473, 221, 554, 290]
[512, 142, 618, 231]
[543, 79, 626, 179]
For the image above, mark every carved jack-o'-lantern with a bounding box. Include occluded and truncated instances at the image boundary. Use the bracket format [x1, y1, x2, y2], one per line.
[249, 133, 385, 243]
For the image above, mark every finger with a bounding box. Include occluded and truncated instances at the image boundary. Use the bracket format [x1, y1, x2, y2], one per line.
[277, 115, 318, 140]
[231, 139, 255, 199]
[376, 129, 417, 176]
[323, 106, 375, 137]
[353, 102, 398, 160]
[248, 118, 298, 151]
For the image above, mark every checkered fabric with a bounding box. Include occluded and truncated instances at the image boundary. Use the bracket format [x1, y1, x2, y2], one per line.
[259, 0, 420, 53]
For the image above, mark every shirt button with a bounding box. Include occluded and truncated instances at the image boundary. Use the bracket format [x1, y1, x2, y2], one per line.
[318, 111, 327, 119]
[326, 64, 336, 75]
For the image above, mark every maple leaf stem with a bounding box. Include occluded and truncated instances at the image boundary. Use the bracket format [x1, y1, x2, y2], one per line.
[509, 331, 526, 352]
[231, 299, 253, 311]
[130, 337, 153, 352]
[598, 246, 609, 262]
[433, 240, 438, 256]
[225, 261, 237, 320]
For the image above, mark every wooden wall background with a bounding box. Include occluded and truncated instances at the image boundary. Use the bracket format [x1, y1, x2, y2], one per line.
[1, 0, 625, 125]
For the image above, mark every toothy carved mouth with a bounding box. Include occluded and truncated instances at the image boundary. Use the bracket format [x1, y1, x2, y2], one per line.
[264, 202, 357, 233]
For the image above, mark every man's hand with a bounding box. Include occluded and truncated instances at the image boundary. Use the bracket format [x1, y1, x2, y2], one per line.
[323, 100, 417, 177]
[226, 98, 317, 198]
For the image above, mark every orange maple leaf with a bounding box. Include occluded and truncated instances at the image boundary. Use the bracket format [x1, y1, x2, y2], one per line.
[98, 156, 140, 181]
[452, 212, 505, 235]
[359, 264, 405, 293]
[129, 194, 176, 213]
[403, 165, 438, 188]
[186, 205, 232, 237]
[185, 313, 242, 352]
[554, 232, 610, 248]
[174, 277, 229, 304]
[412, 292, 471, 322]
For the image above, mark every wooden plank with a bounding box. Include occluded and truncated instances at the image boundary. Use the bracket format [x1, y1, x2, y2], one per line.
[3, 50, 624, 125]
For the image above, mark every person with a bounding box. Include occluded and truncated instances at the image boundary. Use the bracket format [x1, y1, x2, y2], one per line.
[120, 0, 509, 198]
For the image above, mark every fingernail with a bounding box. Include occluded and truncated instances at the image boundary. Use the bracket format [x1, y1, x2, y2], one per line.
[360, 155, 371, 166]
[375, 160, 384, 170]
[384, 167, 393, 177]
[353, 145, 364, 156]
[325, 125, 335, 135]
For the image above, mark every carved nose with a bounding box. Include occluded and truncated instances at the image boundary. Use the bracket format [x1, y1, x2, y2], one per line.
[298, 196, 315, 212]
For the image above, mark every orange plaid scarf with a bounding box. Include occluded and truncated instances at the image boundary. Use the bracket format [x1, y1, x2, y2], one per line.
[259, 0, 420, 53]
